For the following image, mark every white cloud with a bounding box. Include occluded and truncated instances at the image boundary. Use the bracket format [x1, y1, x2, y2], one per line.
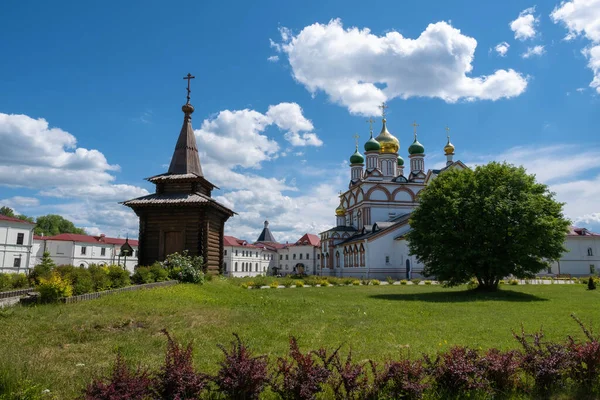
[267, 55, 279, 62]
[0, 196, 40, 208]
[522, 45, 546, 58]
[195, 102, 322, 170]
[551, 0, 600, 93]
[494, 41, 510, 56]
[510, 7, 539, 40]
[276, 19, 528, 115]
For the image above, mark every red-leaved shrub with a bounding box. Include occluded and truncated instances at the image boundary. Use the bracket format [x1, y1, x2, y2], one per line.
[480, 348, 521, 394]
[272, 337, 336, 400]
[567, 314, 600, 389]
[153, 329, 208, 400]
[513, 326, 569, 394]
[81, 353, 152, 400]
[214, 333, 270, 399]
[368, 358, 429, 400]
[424, 346, 488, 396]
[329, 351, 369, 399]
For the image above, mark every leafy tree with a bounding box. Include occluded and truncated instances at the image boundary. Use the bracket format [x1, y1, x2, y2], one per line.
[0, 206, 34, 222]
[34, 214, 86, 236]
[407, 162, 569, 291]
[29, 251, 55, 284]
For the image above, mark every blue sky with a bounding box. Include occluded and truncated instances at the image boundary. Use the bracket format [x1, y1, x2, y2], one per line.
[1, 0, 599, 241]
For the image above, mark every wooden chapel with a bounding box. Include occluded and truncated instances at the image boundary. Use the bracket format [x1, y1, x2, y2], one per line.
[123, 74, 235, 273]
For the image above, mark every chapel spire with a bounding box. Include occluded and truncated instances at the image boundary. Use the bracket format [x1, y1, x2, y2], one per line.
[167, 73, 203, 176]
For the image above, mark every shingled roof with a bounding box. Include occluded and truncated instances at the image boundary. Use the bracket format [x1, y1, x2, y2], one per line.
[256, 220, 277, 243]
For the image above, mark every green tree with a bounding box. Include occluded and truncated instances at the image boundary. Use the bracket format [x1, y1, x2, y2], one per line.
[407, 162, 570, 291]
[34, 214, 86, 236]
[29, 251, 55, 284]
[0, 206, 34, 222]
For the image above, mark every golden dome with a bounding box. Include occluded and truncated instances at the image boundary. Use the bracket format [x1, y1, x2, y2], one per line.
[444, 138, 455, 155]
[335, 203, 346, 216]
[374, 119, 399, 154]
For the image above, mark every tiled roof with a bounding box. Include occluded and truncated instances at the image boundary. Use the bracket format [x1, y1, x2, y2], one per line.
[223, 235, 260, 248]
[0, 214, 35, 225]
[35, 233, 139, 246]
[294, 233, 320, 247]
[568, 226, 600, 237]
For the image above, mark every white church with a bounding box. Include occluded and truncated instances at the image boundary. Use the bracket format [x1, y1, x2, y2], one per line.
[319, 106, 600, 279]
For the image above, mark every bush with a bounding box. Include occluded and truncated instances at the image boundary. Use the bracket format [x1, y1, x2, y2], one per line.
[270, 281, 279, 289]
[480, 348, 521, 394]
[272, 337, 334, 400]
[37, 271, 72, 302]
[400, 280, 408, 285]
[425, 346, 487, 396]
[509, 279, 519, 285]
[588, 276, 596, 290]
[29, 251, 55, 285]
[88, 265, 111, 292]
[343, 278, 354, 286]
[131, 267, 153, 285]
[351, 280, 360, 286]
[370, 359, 429, 400]
[149, 263, 169, 282]
[386, 276, 395, 284]
[295, 280, 305, 288]
[55, 265, 94, 295]
[82, 353, 152, 400]
[329, 351, 369, 399]
[107, 265, 130, 288]
[153, 330, 208, 400]
[0, 273, 11, 291]
[283, 279, 294, 288]
[371, 279, 380, 286]
[163, 251, 205, 283]
[327, 277, 341, 286]
[214, 333, 269, 399]
[424, 280, 432, 285]
[0, 273, 30, 291]
[410, 279, 421, 285]
[566, 314, 600, 390]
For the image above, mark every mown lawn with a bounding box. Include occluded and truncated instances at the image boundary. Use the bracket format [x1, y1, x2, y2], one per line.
[0, 280, 599, 398]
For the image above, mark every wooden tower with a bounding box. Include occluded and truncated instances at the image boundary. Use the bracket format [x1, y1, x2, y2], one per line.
[123, 74, 235, 273]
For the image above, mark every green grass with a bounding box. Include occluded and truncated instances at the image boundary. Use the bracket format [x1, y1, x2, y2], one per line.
[0, 280, 599, 398]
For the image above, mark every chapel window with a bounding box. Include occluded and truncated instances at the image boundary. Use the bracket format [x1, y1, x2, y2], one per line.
[16, 233, 24, 245]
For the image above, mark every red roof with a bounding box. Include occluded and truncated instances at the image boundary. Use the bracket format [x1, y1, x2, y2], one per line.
[35, 233, 138, 246]
[295, 233, 320, 247]
[0, 214, 35, 225]
[223, 235, 259, 248]
[568, 226, 600, 237]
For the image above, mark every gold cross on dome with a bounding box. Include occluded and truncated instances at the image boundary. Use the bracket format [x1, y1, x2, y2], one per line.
[366, 117, 374, 133]
[445, 125, 451, 140]
[378, 102, 388, 118]
[411, 121, 419, 138]
[353, 133, 359, 147]
[183, 73, 195, 104]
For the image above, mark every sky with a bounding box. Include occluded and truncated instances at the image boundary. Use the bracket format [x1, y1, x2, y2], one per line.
[1, 0, 599, 242]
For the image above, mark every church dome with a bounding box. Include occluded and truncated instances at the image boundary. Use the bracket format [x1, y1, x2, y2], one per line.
[349, 147, 364, 164]
[444, 139, 455, 155]
[374, 119, 399, 154]
[364, 133, 381, 152]
[408, 137, 425, 155]
[335, 203, 346, 216]
[397, 155, 404, 166]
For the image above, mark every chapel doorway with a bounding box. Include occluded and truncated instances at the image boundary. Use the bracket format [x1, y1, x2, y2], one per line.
[164, 231, 184, 258]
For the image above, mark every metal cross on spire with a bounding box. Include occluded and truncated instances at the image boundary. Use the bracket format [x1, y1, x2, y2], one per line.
[366, 117, 374, 133]
[378, 102, 388, 118]
[183, 73, 195, 104]
[353, 133, 360, 148]
[445, 125, 451, 140]
[412, 121, 419, 139]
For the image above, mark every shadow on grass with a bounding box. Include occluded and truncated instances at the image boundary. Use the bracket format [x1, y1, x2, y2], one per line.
[370, 288, 548, 303]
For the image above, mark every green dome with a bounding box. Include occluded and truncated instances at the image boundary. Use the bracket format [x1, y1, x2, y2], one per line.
[364, 133, 381, 152]
[397, 156, 404, 166]
[349, 147, 364, 164]
[408, 138, 425, 155]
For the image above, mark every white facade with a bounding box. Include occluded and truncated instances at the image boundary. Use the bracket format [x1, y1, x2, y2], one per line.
[0, 215, 35, 273]
[30, 234, 138, 273]
[222, 240, 277, 277]
[550, 228, 600, 276]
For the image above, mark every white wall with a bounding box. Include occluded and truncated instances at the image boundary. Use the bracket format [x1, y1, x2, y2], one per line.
[0, 221, 34, 273]
[550, 236, 600, 276]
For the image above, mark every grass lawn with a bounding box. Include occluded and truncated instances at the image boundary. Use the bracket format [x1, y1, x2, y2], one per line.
[1, 280, 599, 398]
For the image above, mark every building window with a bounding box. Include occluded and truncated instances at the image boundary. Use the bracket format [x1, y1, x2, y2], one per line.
[13, 257, 21, 268]
[56, 245, 63, 255]
[224, 262, 227, 271]
[235, 262, 238, 271]
[279, 255, 282, 260]
[81, 246, 87, 255]
[588, 248, 594, 256]
[293, 254, 297, 260]
[547, 266, 552, 274]
[306, 253, 310, 260]
[317, 254, 320, 260]
[16, 233, 24, 245]
[385, 255, 390, 264]
[286, 255, 289, 260]
[80, 263, 85, 267]
[224, 250, 228, 256]
[255, 263, 258, 271]
[235, 250, 238, 256]
[591, 265, 596, 274]
[299, 254, 302, 260]
[135, 250, 138, 257]
[256, 252, 258, 257]
[101, 248, 106, 256]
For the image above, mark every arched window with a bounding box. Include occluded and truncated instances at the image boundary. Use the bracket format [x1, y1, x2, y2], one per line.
[235, 262, 238, 272]
[344, 249, 348, 267]
[588, 248, 594, 256]
[336, 251, 340, 268]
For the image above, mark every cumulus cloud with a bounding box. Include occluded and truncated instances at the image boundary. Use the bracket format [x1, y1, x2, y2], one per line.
[267, 55, 279, 62]
[195, 102, 321, 169]
[510, 7, 539, 40]
[276, 19, 528, 115]
[494, 42, 510, 56]
[522, 45, 546, 58]
[551, 0, 600, 93]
